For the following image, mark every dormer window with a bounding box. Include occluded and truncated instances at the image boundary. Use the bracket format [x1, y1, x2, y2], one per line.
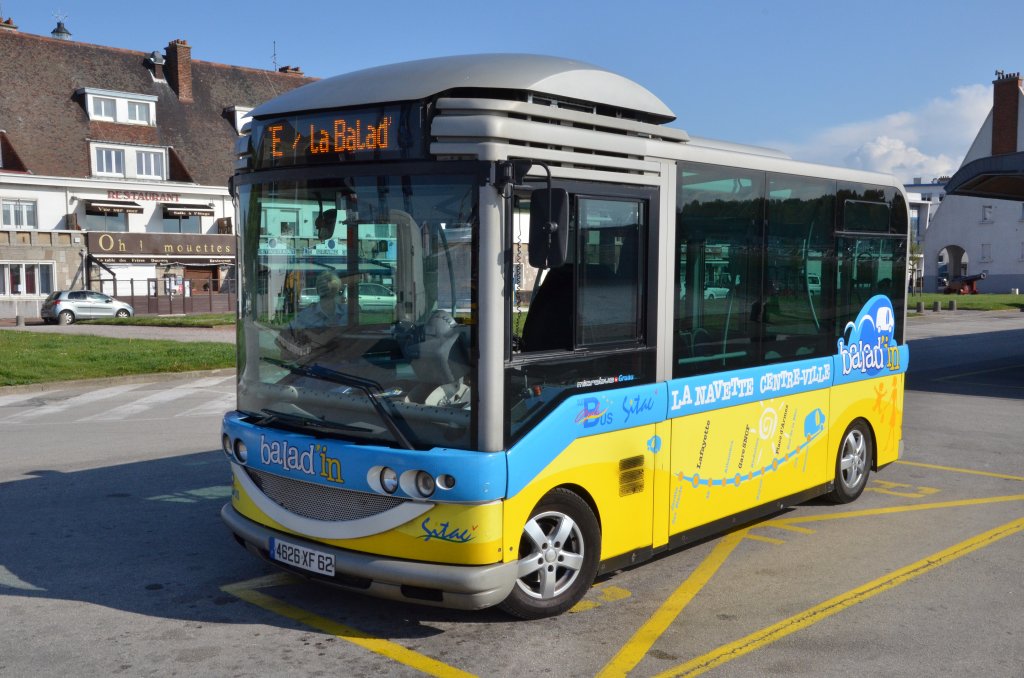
[90, 142, 166, 180]
[128, 101, 151, 124]
[92, 96, 116, 120]
[78, 88, 157, 126]
[225, 106, 253, 135]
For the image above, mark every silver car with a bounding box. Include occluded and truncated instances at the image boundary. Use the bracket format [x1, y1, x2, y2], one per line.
[41, 290, 135, 325]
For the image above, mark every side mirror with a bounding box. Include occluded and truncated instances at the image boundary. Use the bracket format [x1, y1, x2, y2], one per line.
[528, 188, 569, 268]
[316, 209, 338, 241]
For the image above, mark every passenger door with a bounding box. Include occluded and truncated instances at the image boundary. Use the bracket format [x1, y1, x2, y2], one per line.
[507, 182, 661, 560]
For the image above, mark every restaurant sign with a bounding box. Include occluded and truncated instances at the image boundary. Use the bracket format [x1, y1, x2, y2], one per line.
[86, 232, 235, 264]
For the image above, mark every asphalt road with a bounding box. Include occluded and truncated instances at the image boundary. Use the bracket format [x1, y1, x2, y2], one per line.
[0, 311, 1021, 677]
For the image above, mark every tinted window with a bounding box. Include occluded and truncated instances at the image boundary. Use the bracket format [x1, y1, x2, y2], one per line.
[765, 174, 836, 360]
[675, 162, 764, 377]
[576, 198, 643, 347]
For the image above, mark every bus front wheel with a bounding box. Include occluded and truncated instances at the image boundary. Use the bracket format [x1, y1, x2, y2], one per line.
[500, 488, 600, 619]
[828, 420, 872, 503]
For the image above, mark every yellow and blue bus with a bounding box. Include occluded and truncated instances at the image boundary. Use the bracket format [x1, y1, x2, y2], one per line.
[220, 54, 908, 619]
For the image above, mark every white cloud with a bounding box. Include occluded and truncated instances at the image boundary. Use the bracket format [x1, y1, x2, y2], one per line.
[770, 84, 992, 183]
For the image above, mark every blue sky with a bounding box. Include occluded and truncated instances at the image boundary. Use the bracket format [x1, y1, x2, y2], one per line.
[5, 0, 1022, 182]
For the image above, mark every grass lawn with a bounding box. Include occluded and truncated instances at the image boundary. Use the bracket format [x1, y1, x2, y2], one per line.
[80, 313, 235, 328]
[908, 293, 1024, 312]
[0, 331, 235, 386]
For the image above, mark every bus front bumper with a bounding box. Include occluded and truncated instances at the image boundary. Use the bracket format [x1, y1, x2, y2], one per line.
[221, 504, 518, 611]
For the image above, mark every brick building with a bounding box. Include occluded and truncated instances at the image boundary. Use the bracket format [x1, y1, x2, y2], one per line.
[0, 18, 314, 317]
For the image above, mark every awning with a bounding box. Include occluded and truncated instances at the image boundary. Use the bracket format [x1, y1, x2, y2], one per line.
[85, 200, 143, 215]
[944, 151, 1024, 201]
[163, 203, 215, 217]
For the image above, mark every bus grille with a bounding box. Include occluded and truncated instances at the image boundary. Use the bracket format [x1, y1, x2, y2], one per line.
[245, 468, 409, 521]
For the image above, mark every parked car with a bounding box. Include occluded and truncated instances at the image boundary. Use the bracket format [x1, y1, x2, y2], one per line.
[41, 290, 135, 325]
[355, 283, 397, 311]
[298, 287, 319, 308]
[703, 286, 731, 300]
[807, 274, 821, 294]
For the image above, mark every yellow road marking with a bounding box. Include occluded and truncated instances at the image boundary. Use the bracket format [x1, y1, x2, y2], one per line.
[868, 479, 940, 496]
[767, 494, 1024, 526]
[743, 534, 785, 545]
[865, 485, 940, 498]
[653, 516, 1024, 677]
[762, 524, 815, 535]
[570, 585, 633, 613]
[896, 460, 1024, 482]
[596, 530, 745, 678]
[609, 494, 1024, 676]
[221, 575, 476, 678]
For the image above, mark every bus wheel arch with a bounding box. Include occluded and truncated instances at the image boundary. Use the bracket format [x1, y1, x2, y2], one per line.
[499, 486, 602, 619]
[828, 417, 874, 504]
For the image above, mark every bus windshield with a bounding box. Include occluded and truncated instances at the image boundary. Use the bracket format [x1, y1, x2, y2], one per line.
[235, 171, 478, 450]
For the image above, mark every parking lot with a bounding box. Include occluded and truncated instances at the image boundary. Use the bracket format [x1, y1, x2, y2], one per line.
[1, 310, 1022, 676]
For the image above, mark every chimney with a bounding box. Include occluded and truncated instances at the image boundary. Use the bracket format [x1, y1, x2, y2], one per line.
[278, 65, 304, 75]
[165, 39, 193, 103]
[991, 70, 1022, 156]
[0, 17, 18, 31]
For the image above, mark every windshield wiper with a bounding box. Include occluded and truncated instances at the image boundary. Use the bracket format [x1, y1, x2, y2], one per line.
[264, 357, 415, 450]
[259, 408, 375, 436]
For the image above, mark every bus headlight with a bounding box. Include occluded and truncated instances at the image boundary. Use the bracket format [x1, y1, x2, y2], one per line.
[380, 467, 399, 494]
[233, 440, 248, 464]
[222, 434, 232, 457]
[437, 474, 456, 490]
[415, 471, 436, 498]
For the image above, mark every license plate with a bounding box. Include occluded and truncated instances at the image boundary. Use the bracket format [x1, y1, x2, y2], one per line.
[269, 537, 335, 576]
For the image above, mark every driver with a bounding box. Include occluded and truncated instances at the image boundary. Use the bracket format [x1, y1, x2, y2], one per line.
[276, 271, 355, 359]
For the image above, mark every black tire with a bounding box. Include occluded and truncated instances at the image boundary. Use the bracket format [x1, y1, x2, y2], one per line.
[58, 310, 75, 325]
[828, 420, 873, 503]
[499, 488, 600, 619]
[115, 309, 130, 318]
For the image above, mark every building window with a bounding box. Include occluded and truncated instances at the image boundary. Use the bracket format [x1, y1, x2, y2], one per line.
[92, 96, 116, 120]
[981, 205, 993, 223]
[163, 215, 201, 234]
[0, 262, 54, 296]
[127, 101, 151, 124]
[95, 147, 125, 176]
[980, 244, 992, 262]
[80, 88, 157, 126]
[85, 211, 128, 232]
[136, 150, 165, 179]
[91, 144, 167, 180]
[2, 199, 38, 229]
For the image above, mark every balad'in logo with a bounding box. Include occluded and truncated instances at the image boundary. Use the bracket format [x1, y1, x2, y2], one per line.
[575, 397, 613, 428]
[837, 295, 900, 377]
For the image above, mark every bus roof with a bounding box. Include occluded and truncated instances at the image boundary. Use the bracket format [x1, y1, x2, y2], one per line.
[250, 53, 676, 124]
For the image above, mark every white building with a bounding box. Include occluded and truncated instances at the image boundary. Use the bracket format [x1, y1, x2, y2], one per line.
[923, 72, 1024, 293]
[0, 19, 313, 317]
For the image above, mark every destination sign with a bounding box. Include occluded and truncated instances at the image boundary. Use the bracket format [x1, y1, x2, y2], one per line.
[251, 104, 426, 168]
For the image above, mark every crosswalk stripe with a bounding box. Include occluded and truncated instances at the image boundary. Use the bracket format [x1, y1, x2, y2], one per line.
[3, 383, 144, 422]
[0, 389, 63, 408]
[175, 393, 236, 419]
[81, 376, 231, 421]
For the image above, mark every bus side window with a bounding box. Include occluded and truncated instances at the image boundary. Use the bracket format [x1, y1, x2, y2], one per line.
[675, 162, 764, 377]
[521, 265, 574, 351]
[520, 196, 644, 352]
